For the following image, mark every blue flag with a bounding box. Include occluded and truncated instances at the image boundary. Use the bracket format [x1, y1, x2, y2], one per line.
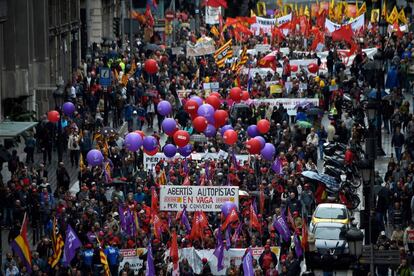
[64, 225, 82, 266]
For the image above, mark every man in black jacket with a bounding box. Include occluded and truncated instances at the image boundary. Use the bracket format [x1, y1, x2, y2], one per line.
[391, 127, 405, 162]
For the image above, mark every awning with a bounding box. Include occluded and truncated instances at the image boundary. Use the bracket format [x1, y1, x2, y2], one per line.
[0, 121, 38, 138]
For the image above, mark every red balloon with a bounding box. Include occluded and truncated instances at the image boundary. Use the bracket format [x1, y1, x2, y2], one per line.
[308, 63, 319, 74]
[206, 95, 221, 110]
[257, 119, 270, 134]
[144, 59, 158, 74]
[184, 99, 199, 115]
[48, 110, 60, 123]
[246, 138, 261, 154]
[210, 92, 221, 99]
[193, 116, 208, 132]
[173, 130, 190, 147]
[291, 64, 299, 72]
[241, 91, 250, 101]
[214, 110, 228, 127]
[144, 148, 158, 156]
[134, 130, 145, 138]
[223, 129, 238, 145]
[229, 87, 242, 102]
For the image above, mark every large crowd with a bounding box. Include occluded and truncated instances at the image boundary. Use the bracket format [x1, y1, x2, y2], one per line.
[2, 3, 414, 276]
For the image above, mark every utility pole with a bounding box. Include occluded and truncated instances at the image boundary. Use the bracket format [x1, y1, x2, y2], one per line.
[121, 0, 125, 49]
[195, 0, 200, 35]
[129, 0, 133, 48]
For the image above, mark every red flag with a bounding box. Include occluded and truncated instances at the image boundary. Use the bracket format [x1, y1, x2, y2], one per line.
[170, 231, 179, 269]
[259, 186, 265, 215]
[221, 208, 239, 230]
[347, 41, 359, 57]
[250, 203, 261, 233]
[332, 25, 354, 43]
[199, 211, 209, 229]
[299, 16, 310, 37]
[151, 187, 158, 215]
[145, 5, 154, 27]
[301, 218, 309, 251]
[316, 9, 327, 29]
[311, 31, 325, 51]
[152, 213, 163, 239]
[393, 22, 403, 38]
[190, 211, 205, 240]
[204, 0, 228, 8]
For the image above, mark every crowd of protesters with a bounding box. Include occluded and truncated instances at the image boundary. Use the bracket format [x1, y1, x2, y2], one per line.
[2, 3, 414, 276]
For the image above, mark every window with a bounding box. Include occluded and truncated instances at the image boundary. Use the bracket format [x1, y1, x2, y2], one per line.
[315, 207, 347, 220]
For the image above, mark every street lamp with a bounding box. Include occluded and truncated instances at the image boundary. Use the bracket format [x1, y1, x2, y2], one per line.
[379, 17, 388, 37]
[366, 98, 385, 157]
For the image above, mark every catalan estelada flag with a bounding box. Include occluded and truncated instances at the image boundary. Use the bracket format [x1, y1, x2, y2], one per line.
[214, 40, 233, 69]
[48, 217, 65, 268]
[10, 213, 32, 273]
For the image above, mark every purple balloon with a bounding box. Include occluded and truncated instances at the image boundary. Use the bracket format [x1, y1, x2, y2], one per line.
[143, 136, 158, 151]
[157, 100, 172, 116]
[124, 132, 143, 152]
[247, 125, 259, 138]
[62, 102, 76, 116]
[197, 104, 215, 119]
[221, 201, 237, 217]
[261, 143, 276, 161]
[220, 125, 233, 136]
[205, 113, 215, 124]
[255, 136, 266, 149]
[163, 144, 177, 158]
[86, 149, 104, 166]
[161, 118, 176, 134]
[190, 96, 203, 107]
[178, 144, 193, 157]
[204, 124, 217, 137]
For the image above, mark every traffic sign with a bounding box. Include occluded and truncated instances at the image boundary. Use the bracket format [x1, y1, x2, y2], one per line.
[100, 67, 111, 87]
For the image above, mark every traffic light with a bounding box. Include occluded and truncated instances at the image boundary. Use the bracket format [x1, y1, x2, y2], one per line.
[113, 17, 120, 37]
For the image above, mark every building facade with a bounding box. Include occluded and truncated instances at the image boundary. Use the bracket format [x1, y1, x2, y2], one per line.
[0, 0, 80, 120]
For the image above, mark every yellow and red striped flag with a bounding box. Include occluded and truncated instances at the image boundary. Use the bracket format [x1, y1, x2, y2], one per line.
[214, 40, 233, 69]
[48, 217, 65, 268]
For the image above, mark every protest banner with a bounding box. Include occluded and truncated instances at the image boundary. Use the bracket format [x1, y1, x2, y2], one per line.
[143, 152, 249, 171]
[250, 14, 292, 35]
[325, 13, 365, 33]
[186, 37, 216, 57]
[254, 44, 271, 54]
[159, 185, 239, 212]
[251, 98, 319, 116]
[203, 82, 220, 90]
[175, 247, 280, 275]
[119, 249, 146, 274]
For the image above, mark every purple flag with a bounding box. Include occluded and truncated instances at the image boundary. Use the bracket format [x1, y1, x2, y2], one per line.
[293, 233, 303, 258]
[252, 199, 258, 214]
[146, 242, 155, 276]
[272, 157, 283, 175]
[183, 159, 189, 174]
[180, 206, 192, 234]
[242, 248, 254, 276]
[205, 161, 210, 180]
[119, 206, 127, 232]
[125, 208, 135, 236]
[225, 227, 231, 250]
[213, 228, 224, 271]
[231, 151, 241, 170]
[64, 225, 82, 266]
[273, 215, 291, 242]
